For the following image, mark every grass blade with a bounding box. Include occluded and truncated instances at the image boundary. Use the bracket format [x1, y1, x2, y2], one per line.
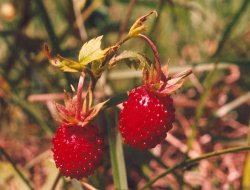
[243, 125, 250, 190]
[107, 111, 128, 189]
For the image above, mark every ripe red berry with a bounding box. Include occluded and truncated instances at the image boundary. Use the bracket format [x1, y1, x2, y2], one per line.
[52, 124, 104, 179]
[51, 74, 108, 179]
[119, 85, 175, 150]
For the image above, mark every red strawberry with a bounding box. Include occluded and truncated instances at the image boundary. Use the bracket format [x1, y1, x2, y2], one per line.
[118, 34, 191, 150]
[119, 85, 175, 150]
[52, 124, 104, 179]
[51, 74, 106, 179]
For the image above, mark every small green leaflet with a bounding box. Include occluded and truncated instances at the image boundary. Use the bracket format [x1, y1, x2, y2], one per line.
[78, 35, 109, 66]
[51, 55, 84, 72]
[44, 45, 84, 72]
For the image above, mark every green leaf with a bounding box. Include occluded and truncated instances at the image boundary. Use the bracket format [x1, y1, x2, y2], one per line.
[51, 55, 84, 72]
[44, 45, 84, 72]
[78, 35, 109, 65]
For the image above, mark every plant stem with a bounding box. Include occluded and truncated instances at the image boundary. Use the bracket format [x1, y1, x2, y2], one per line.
[141, 146, 250, 190]
[100, 36, 131, 69]
[83, 67, 97, 91]
[138, 34, 161, 82]
[0, 147, 34, 190]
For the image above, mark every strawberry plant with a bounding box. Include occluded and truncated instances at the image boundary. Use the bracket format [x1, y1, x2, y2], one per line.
[45, 11, 192, 187]
[1, 1, 250, 189]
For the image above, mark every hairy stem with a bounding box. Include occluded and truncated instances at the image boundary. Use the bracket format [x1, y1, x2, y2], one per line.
[76, 74, 84, 120]
[138, 34, 162, 82]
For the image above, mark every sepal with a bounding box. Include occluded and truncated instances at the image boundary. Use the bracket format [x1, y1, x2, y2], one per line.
[53, 73, 107, 127]
[146, 69, 192, 96]
[80, 99, 109, 127]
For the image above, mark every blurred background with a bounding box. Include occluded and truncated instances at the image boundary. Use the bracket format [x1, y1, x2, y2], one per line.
[0, 0, 250, 189]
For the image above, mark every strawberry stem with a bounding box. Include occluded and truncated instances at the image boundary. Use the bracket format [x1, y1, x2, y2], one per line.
[76, 73, 84, 120]
[82, 67, 97, 91]
[138, 34, 161, 82]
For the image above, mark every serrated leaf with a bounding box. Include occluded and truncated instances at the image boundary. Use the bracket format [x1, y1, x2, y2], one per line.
[78, 36, 109, 65]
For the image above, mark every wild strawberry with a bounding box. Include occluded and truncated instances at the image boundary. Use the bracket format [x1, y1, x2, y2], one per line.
[119, 35, 192, 150]
[52, 124, 104, 179]
[119, 66, 191, 150]
[119, 86, 175, 150]
[51, 74, 106, 179]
